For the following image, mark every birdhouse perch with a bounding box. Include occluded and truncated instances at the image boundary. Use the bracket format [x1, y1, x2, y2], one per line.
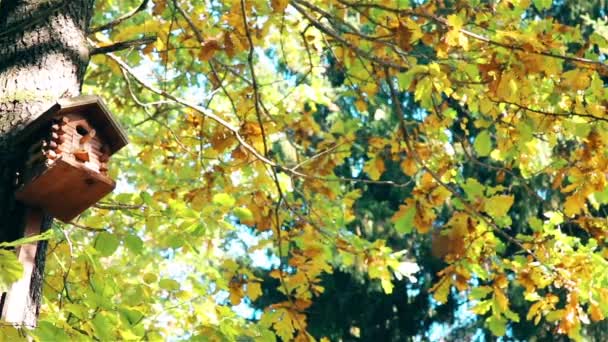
[15, 95, 128, 222]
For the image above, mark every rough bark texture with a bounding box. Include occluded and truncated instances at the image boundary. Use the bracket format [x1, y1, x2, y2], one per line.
[0, 0, 95, 326]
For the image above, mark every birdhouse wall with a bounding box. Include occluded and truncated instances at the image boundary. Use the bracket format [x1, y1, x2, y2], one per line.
[58, 114, 110, 174]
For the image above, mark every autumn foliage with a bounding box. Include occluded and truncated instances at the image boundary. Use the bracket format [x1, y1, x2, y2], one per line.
[1, 0, 608, 340]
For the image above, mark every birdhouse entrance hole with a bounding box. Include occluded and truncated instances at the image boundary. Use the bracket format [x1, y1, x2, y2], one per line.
[76, 124, 88, 136]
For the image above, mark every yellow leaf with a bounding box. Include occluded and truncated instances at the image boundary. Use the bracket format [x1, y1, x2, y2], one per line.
[274, 309, 296, 341]
[562, 69, 590, 90]
[364, 155, 385, 181]
[414, 205, 435, 234]
[400, 158, 417, 176]
[471, 300, 492, 314]
[589, 304, 604, 322]
[93, 32, 113, 47]
[494, 288, 509, 311]
[355, 99, 367, 112]
[445, 14, 465, 48]
[494, 273, 508, 288]
[496, 72, 518, 101]
[526, 301, 543, 322]
[229, 285, 244, 305]
[564, 193, 585, 217]
[381, 277, 394, 294]
[484, 195, 514, 218]
[431, 277, 451, 303]
[190, 189, 208, 211]
[446, 14, 464, 30]
[247, 282, 263, 301]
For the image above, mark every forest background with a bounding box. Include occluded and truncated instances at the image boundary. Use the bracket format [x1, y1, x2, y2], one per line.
[0, 0, 607, 340]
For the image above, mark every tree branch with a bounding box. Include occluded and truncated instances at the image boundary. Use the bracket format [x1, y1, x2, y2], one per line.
[289, 0, 407, 70]
[107, 53, 277, 166]
[89, 0, 150, 33]
[337, 0, 607, 71]
[107, 55, 417, 188]
[90, 35, 156, 55]
[489, 97, 608, 124]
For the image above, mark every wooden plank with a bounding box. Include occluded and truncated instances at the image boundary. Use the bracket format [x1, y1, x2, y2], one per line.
[15, 159, 115, 222]
[1, 209, 43, 325]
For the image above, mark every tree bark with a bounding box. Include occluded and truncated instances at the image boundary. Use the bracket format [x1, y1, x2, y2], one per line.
[0, 0, 95, 326]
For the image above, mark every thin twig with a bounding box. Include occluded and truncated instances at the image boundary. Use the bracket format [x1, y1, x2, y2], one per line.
[67, 222, 108, 232]
[90, 0, 150, 33]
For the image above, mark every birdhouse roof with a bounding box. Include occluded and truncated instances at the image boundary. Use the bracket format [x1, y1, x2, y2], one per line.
[20, 95, 129, 155]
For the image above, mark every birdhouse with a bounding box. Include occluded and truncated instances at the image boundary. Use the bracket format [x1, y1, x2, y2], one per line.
[14, 95, 128, 222]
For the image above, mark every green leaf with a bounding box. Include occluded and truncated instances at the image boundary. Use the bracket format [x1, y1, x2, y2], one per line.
[504, 308, 520, 322]
[212, 193, 236, 208]
[233, 207, 254, 223]
[31, 321, 70, 341]
[546, 309, 565, 322]
[396, 0, 410, 8]
[487, 315, 507, 336]
[474, 130, 492, 157]
[124, 234, 144, 254]
[394, 205, 416, 234]
[120, 308, 144, 326]
[533, 0, 552, 10]
[463, 261, 490, 280]
[277, 172, 293, 193]
[398, 65, 428, 89]
[92, 313, 114, 341]
[143, 273, 158, 284]
[82, 215, 105, 229]
[95, 232, 120, 257]
[528, 217, 543, 232]
[166, 234, 184, 249]
[469, 286, 493, 300]
[0, 229, 53, 248]
[0, 250, 23, 292]
[159, 278, 180, 291]
[462, 178, 484, 200]
[471, 300, 492, 314]
[140, 191, 153, 205]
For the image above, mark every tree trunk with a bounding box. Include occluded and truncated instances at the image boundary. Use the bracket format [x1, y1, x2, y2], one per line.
[0, 0, 94, 326]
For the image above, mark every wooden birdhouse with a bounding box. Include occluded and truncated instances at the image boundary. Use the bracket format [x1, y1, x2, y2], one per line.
[15, 95, 128, 222]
